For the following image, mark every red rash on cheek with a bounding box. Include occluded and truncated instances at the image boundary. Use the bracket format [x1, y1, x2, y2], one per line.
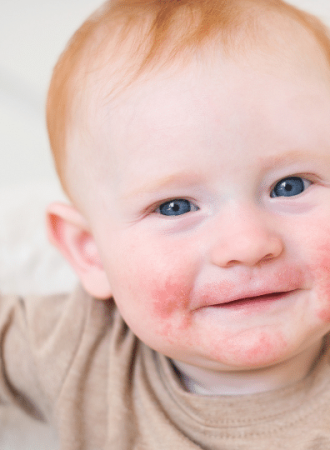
[146, 278, 196, 341]
[151, 279, 191, 319]
[310, 243, 330, 322]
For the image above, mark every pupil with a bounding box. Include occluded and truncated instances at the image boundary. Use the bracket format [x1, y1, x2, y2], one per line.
[284, 183, 293, 192]
[172, 203, 180, 212]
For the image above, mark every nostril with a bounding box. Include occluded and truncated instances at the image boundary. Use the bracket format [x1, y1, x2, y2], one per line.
[263, 253, 275, 261]
[226, 260, 240, 267]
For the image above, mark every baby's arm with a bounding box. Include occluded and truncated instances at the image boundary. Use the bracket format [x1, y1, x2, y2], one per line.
[0, 291, 79, 420]
[0, 183, 78, 419]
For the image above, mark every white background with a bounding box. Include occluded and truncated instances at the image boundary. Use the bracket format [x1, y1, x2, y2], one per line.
[0, 0, 102, 190]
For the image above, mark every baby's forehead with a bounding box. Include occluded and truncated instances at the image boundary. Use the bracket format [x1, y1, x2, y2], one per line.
[47, 0, 330, 204]
[64, 6, 330, 208]
[74, 35, 329, 158]
[79, 49, 330, 165]
[86, 27, 330, 125]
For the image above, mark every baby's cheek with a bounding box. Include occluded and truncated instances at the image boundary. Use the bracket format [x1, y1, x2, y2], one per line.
[309, 241, 330, 322]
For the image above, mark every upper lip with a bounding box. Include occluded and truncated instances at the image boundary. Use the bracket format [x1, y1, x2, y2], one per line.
[191, 267, 306, 311]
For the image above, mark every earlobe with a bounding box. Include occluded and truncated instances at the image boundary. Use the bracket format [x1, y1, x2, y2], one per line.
[46, 202, 112, 300]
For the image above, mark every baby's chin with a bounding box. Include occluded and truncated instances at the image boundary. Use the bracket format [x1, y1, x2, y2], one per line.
[170, 337, 324, 395]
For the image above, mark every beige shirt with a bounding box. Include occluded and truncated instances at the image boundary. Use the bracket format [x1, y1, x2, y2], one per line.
[1, 285, 330, 449]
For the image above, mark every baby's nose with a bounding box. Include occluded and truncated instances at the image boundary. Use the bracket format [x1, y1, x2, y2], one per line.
[209, 206, 283, 268]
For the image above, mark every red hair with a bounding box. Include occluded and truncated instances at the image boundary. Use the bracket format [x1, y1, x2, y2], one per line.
[46, 0, 330, 194]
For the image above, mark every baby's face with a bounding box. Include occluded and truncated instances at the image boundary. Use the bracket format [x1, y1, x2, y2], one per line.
[74, 47, 330, 372]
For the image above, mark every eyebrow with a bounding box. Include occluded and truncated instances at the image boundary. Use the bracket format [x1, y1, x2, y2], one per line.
[122, 148, 330, 199]
[261, 148, 327, 171]
[121, 172, 202, 199]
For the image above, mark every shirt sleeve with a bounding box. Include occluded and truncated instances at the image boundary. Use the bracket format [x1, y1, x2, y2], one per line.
[0, 286, 88, 422]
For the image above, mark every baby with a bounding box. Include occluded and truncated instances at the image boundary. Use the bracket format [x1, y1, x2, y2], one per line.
[3, 0, 330, 448]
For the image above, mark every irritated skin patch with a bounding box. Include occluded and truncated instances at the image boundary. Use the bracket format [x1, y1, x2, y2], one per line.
[150, 278, 194, 342]
[143, 267, 301, 367]
[151, 279, 191, 319]
[310, 241, 330, 322]
[215, 329, 288, 367]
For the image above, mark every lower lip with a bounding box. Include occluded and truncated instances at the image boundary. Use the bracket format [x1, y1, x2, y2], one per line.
[214, 291, 294, 312]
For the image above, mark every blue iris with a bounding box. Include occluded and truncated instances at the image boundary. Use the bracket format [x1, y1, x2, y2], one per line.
[271, 177, 306, 198]
[159, 199, 193, 216]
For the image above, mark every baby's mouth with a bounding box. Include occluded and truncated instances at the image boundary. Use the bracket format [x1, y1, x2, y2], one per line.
[214, 291, 295, 309]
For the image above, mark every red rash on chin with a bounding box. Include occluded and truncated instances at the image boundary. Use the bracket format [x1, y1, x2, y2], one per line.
[218, 330, 288, 367]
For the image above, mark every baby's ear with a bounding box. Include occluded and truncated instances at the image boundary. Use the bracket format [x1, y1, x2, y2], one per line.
[46, 202, 112, 300]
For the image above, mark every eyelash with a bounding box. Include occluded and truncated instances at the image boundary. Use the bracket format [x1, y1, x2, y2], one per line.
[151, 175, 314, 217]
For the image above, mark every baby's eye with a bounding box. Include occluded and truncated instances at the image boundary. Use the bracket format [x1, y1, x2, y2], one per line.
[157, 199, 199, 216]
[270, 176, 311, 198]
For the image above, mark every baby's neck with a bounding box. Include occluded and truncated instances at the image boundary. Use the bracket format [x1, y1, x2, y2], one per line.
[172, 340, 323, 396]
